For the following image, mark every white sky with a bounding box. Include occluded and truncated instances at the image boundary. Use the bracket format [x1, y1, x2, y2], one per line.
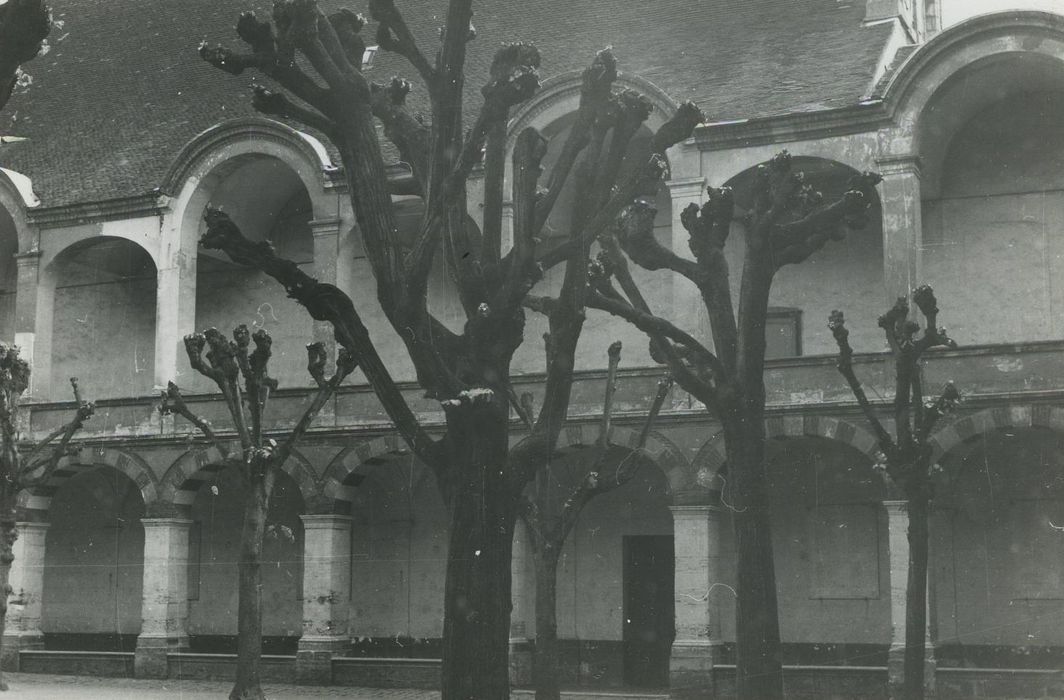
[940, 0, 1064, 26]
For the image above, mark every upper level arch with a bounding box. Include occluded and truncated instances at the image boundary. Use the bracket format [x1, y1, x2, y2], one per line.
[881, 11, 1064, 160]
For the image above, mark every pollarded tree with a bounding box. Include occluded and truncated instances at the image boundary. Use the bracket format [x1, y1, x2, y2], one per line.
[516, 341, 672, 700]
[829, 286, 959, 700]
[581, 154, 882, 698]
[0, 351, 94, 691]
[160, 323, 356, 700]
[197, 2, 701, 697]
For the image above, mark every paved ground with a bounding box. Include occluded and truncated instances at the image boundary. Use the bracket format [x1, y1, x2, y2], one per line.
[2, 673, 441, 698]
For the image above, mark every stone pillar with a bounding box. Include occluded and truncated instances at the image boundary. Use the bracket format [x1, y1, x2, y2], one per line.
[135, 517, 192, 679]
[666, 178, 708, 341]
[2, 522, 49, 670]
[509, 519, 533, 686]
[296, 514, 352, 683]
[13, 251, 47, 395]
[669, 503, 724, 698]
[884, 500, 935, 694]
[876, 155, 922, 304]
[154, 252, 196, 389]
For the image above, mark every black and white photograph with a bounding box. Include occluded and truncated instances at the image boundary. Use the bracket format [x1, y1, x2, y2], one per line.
[1, 1, 1063, 698]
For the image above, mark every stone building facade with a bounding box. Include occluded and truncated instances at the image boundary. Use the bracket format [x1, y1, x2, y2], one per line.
[2, 0, 1064, 696]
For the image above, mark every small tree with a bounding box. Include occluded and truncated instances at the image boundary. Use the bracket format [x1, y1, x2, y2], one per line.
[828, 286, 959, 700]
[516, 341, 671, 700]
[0, 350, 94, 691]
[582, 154, 882, 698]
[197, 2, 702, 693]
[160, 321, 356, 700]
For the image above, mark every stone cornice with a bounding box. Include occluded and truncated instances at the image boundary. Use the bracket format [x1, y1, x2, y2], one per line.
[694, 103, 889, 152]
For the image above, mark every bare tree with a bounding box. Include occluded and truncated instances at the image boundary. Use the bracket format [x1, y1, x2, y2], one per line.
[582, 154, 882, 698]
[160, 323, 356, 700]
[197, 2, 701, 695]
[516, 341, 671, 700]
[0, 350, 94, 691]
[828, 286, 959, 700]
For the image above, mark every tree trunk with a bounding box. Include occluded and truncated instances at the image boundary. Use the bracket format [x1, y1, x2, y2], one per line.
[230, 471, 271, 700]
[903, 492, 930, 700]
[726, 417, 783, 700]
[441, 400, 515, 700]
[532, 548, 561, 700]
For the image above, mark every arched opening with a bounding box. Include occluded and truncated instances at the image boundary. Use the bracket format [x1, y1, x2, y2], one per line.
[515, 111, 674, 375]
[526, 444, 673, 688]
[718, 436, 887, 663]
[723, 157, 885, 356]
[0, 205, 17, 342]
[919, 52, 1064, 344]
[48, 237, 157, 399]
[186, 464, 305, 653]
[42, 468, 145, 652]
[348, 455, 448, 658]
[933, 426, 1064, 668]
[192, 155, 314, 390]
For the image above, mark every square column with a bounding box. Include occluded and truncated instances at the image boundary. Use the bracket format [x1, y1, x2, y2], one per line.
[666, 178, 708, 342]
[876, 156, 923, 304]
[154, 253, 197, 389]
[509, 519, 533, 686]
[135, 518, 192, 679]
[2, 522, 49, 671]
[296, 514, 352, 683]
[884, 500, 935, 694]
[669, 504, 724, 698]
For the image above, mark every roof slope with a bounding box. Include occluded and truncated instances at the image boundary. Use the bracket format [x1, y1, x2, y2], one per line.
[0, 0, 890, 209]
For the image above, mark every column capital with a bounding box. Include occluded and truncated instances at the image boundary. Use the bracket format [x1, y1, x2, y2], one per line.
[666, 177, 707, 198]
[140, 517, 193, 529]
[669, 503, 723, 516]
[310, 217, 342, 236]
[875, 154, 922, 178]
[14, 521, 50, 533]
[882, 499, 909, 514]
[299, 513, 353, 529]
[14, 250, 42, 266]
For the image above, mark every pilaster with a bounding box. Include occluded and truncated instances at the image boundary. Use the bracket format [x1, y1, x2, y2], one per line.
[876, 155, 923, 304]
[1, 522, 49, 671]
[509, 519, 534, 687]
[296, 514, 352, 684]
[669, 503, 724, 698]
[134, 517, 192, 679]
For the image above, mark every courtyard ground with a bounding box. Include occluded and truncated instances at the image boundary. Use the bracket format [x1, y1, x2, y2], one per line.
[2, 673, 441, 698]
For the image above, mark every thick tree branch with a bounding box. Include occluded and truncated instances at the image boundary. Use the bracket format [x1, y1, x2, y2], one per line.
[252, 84, 338, 140]
[368, 0, 434, 85]
[370, 77, 431, 190]
[534, 49, 618, 233]
[200, 208, 440, 468]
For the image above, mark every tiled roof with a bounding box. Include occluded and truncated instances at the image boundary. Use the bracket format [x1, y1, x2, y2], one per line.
[0, 0, 891, 209]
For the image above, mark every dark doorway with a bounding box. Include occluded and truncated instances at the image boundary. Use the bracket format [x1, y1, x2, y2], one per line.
[623, 535, 675, 687]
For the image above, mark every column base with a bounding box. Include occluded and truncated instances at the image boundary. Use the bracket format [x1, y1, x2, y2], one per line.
[134, 634, 188, 679]
[669, 639, 723, 699]
[1, 631, 44, 671]
[508, 637, 533, 687]
[296, 636, 349, 684]
[887, 643, 936, 697]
